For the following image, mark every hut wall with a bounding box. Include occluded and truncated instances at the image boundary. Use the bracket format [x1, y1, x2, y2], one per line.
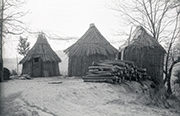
[43, 62, 50, 77]
[145, 48, 164, 83]
[51, 62, 60, 76]
[22, 61, 32, 76]
[68, 54, 116, 77]
[22, 61, 60, 77]
[124, 47, 164, 84]
[42, 61, 60, 77]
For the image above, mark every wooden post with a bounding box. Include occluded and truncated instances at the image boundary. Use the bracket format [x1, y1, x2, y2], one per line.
[121, 27, 133, 61]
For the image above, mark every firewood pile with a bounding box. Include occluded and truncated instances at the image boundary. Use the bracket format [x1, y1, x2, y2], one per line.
[82, 60, 151, 83]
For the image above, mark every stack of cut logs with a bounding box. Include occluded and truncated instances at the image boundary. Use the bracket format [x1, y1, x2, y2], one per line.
[82, 60, 151, 83]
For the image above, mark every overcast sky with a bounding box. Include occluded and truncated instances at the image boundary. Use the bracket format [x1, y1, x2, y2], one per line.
[3, 0, 130, 58]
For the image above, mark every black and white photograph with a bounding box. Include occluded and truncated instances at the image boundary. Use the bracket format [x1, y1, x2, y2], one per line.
[0, 0, 180, 115]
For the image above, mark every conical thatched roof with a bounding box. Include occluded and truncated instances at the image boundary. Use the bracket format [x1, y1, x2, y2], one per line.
[64, 23, 117, 57]
[19, 33, 61, 64]
[127, 26, 165, 52]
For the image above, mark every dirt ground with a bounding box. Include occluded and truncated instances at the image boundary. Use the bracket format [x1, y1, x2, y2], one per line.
[0, 77, 179, 116]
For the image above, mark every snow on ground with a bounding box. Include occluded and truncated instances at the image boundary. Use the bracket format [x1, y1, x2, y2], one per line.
[0, 77, 179, 116]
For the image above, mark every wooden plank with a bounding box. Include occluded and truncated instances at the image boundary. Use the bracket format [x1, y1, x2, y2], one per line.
[137, 68, 147, 73]
[87, 70, 112, 74]
[88, 69, 99, 73]
[83, 78, 113, 83]
[101, 59, 135, 66]
[92, 62, 113, 66]
[83, 76, 116, 79]
[86, 73, 113, 77]
[99, 60, 126, 67]
[88, 66, 113, 70]
[82, 76, 116, 83]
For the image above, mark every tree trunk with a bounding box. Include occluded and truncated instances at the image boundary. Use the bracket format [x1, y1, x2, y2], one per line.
[0, 0, 4, 82]
[0, 61, 3, 82]
[166, 74, 172, 94]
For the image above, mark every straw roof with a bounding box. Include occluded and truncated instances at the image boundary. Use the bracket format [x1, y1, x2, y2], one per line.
[19, 33, 61, 64]
[126, 26, 165, 52]
[64, 23, 117, 57]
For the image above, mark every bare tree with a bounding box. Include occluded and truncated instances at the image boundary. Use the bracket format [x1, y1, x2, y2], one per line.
[1, 0, 28, 36]
[110, 0, 180, 94]
[0, 0, 27, 81]
[110, 0, 180, 41]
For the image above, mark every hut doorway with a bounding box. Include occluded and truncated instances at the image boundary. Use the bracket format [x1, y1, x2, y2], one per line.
[32, 57, 41, 77]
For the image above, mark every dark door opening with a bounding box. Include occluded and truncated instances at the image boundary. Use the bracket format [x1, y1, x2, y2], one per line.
[32, 57, 41, 77]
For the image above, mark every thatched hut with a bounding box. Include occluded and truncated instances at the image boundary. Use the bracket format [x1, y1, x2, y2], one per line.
[64, 23, 118, 77]
[19, 33, 61, 77]
[123, 26, 166, 84]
